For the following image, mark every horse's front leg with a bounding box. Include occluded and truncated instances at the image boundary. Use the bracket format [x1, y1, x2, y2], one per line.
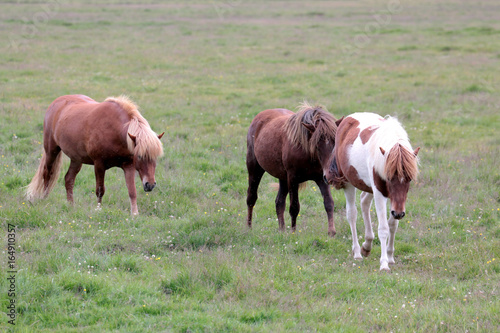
[315, 179, 336, 237]
[287, 179, 300, 233]
[373, 190, 390, 271]
[123, 164, 138, 215]
[387, 213, 398, 265]
[360, 191, 375, 257]
[94, 162, 106, 208]
[344, 185, 361, 259]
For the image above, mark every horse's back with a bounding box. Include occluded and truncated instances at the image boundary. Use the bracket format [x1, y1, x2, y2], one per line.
[248, 108, 291, 134]
[45, 95, 97, 126]
[337, 112, 388, 152]
[247, 108, 293, 180]
[248, 108, 292, 147]
[335, 112, 411, 192]
[335, 113, 386, 192]
[45, 95, 131, 164]
[346, 112, 384, 127]
[47, 95, 97, 114]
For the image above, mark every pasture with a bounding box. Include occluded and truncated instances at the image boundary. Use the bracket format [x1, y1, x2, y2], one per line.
[0, 0, 499, 331]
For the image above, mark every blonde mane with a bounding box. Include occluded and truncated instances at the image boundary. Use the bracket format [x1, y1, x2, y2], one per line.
[370, 116, 419, 181]
[284, 102, 338, 158]
[384, 144, 419, 182]
[105, 96, 163, 160]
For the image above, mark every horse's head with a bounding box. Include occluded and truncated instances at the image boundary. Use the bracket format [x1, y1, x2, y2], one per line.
[314, 117, 343, 184]
[302, 120, 338, 179]
[134, 155, 158, 192]
[129, 132, 164, 192]
[287, 104, 343, 181]
[386, 176, 410, 219]
[380, 146, 420, 220]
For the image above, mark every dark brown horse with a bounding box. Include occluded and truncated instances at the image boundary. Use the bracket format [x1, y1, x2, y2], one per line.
[26, 95, 164, 215]
[246, 102, 342, 236]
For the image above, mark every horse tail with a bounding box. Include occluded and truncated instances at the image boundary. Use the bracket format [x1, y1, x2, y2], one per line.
[26, 151, 63, 201]
[269, 183, 280, 191]
[329, 154, 346, 190]
[269, 182, 308, 191]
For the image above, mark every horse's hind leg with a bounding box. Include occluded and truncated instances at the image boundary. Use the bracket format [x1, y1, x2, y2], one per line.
[360, 191, 375, 257]
[316, 179, 336, 237]
[246, 158, 265, 229]
[275, 179, 288, 232]
[64, 160, 82, 204]
[344, 185, 362, 259]
[41, 142, 63, 197]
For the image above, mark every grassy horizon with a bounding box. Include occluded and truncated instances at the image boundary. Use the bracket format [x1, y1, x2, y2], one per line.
[0, 1, 499, 332]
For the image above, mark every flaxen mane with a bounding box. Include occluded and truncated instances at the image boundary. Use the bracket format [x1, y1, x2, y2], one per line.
[284, 102, 338, 158]
[105, 96, 163, 160]
[370, 116, 419, 182]
[384, 144, 419, 182]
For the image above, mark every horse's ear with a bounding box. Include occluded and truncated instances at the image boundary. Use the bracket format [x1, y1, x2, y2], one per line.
[413, 147, 420, 156]
[379, 147, 386, 155]
[128, 133, 137, 144]
[335, 116, 344, 127]
[301, 122, 315, 133]
[158, 132, 165, 140]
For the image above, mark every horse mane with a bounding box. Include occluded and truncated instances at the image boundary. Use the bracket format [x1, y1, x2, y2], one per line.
[105, 95, 163, 160]
[384, 143, 419, 181]
[284, 101, 338, 158]
[371, 116, 419, 181]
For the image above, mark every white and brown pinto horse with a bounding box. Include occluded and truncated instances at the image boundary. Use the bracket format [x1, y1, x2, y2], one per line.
[326, 113, 419, 271]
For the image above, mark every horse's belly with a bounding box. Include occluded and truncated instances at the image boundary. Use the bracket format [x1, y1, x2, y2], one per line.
[63, 150, 94, 165]
[254, 144, 287, 179]
[52, 119, 91, 161]
[344, 142, 373, 192]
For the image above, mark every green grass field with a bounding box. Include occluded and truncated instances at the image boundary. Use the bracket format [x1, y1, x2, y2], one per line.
[0, 1, 499, 331]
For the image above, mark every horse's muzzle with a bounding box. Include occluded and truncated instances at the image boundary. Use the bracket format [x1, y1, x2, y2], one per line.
[143, 182, 156, 192]
[391, 210, 405, 220]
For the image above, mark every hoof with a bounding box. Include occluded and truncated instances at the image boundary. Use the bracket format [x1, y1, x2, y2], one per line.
[380, 265, 391, 272]
[328, 230, 336, 238]
[361, 247, 371, 257]
[353, 250, 363, 260]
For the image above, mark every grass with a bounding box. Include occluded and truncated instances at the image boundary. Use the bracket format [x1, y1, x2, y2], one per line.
[0, 0, 499, 332]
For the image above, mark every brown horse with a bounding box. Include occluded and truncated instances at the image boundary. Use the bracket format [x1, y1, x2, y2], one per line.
[26, 95, 164, 215]
[246, 102, 342, 236]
